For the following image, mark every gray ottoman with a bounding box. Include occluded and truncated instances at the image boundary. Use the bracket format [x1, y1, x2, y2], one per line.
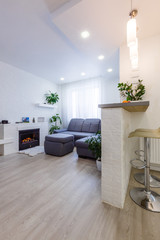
[44, 134, 74, 156]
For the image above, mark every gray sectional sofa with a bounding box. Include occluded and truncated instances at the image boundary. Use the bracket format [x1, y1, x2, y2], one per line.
[45, 118, 101, 158]
[55, 118, 100, 141]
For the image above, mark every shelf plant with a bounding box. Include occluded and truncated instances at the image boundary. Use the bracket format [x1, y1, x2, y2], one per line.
[45, 91, 59, 105]
[117, 79, 145, 101]
[85, 132, 101, 171]
[49, 114, 62, 134]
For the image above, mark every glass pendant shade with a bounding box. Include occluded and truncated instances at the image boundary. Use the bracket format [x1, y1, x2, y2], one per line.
[131, 55, 138, 69]
[129, 38, 138, 58]
[127, 18, 137, 47]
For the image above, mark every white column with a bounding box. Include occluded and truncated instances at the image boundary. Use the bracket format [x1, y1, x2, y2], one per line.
[101, 108, 138, 208]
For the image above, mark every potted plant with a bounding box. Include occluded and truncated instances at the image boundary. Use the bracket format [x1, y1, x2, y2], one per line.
[85, 132, 101, 171]
[49, 114, 62, 134]
[117, 79, 145, 101]
[45, 91, 59, 105]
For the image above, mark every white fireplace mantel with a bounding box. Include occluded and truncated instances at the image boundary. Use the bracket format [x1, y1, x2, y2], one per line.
[0, 122, 48, 156]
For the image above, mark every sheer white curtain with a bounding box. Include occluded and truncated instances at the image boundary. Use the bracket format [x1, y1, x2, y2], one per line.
[61, 78, 101, 127]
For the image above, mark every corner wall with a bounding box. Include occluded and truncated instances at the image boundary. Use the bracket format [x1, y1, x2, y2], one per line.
[0, 61, 61, 123]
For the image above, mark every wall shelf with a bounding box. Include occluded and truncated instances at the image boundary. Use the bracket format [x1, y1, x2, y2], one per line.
[98, 101, 149, 112]
[37, 103, 57, 109]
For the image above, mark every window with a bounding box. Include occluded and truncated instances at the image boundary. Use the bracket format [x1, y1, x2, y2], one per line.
[71, 86, 100, 119]
[61, 78, 102, 127]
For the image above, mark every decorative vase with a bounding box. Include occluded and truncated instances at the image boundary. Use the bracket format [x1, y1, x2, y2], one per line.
[96, 158, 101, 171]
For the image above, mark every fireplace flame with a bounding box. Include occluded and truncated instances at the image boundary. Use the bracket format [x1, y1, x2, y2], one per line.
[22, 138, 33, 143]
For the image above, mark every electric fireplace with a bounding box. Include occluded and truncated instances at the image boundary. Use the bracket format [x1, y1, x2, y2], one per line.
[19, 129, 40, 150]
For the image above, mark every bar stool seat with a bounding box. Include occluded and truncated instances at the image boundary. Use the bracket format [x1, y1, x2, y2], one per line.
[129, 128, 160, 212]
[129, 128, 160, 138]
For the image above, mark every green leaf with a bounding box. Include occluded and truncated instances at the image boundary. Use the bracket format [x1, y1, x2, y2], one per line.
[46, 92, 59, 105]
[117, 80, 145, 101]
[49, 114, 62, 134]
[85, 133, 101, 159]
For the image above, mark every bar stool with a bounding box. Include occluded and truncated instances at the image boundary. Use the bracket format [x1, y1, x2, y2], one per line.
[129, 128, 160, 212]
[134, 140, 160, 188]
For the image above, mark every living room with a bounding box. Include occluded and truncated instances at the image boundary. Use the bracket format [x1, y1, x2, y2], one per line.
[0, 0, 160, 239]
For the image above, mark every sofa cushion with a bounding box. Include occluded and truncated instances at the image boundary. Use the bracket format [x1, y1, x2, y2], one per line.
[54, 129, 67, 133]
[67, 118, 84, 132]
[75, 137, 90, 148]
[45, 133, 74, 143]
[81, 119, 100, 133]
[72, 132, 94, 139]
[62, 131, 94, 139]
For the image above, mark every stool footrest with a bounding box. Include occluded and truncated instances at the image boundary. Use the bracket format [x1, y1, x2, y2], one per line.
[134, 173, 160, 188]
[130, 159, 146, 169]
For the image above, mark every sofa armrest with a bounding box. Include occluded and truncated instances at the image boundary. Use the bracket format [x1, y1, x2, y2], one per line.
[54, 129, 67, 133]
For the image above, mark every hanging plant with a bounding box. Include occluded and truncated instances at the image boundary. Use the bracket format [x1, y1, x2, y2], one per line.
[45, 91, 59, 105]
[117, 79, 145, 101]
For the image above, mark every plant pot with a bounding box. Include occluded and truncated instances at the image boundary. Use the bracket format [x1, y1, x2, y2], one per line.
[96, 158, 101, 171]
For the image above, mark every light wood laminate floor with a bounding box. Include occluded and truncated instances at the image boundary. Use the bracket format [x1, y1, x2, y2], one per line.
[0, 150, 160, 240]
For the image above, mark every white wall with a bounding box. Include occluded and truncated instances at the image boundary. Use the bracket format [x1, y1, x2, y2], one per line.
[120, 33, 160, 129]
[101, 76, 120, 104]
[0, 61, 61, 124]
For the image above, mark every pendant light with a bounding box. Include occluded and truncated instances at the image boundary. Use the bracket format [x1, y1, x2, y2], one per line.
[130, 56, 138, 69]
[127, 0, 138, 69]
[129, 38, 138, 58]
[127, 10, 138, 47]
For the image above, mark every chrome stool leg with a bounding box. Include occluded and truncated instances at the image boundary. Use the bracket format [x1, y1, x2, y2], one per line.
[130, 138, 160, 212]
[134, 141, 160, 188]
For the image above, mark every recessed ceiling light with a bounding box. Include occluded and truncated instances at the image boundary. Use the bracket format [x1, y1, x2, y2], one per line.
[81, 72, 86, 76]
[81, 31, 90, 39]
[107, 68, 113, 72]
[60, 77, 64, 81]
[98, 55, 105, 60]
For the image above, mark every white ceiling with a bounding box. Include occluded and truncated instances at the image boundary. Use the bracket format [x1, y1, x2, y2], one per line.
[0, 0, 160, 84]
